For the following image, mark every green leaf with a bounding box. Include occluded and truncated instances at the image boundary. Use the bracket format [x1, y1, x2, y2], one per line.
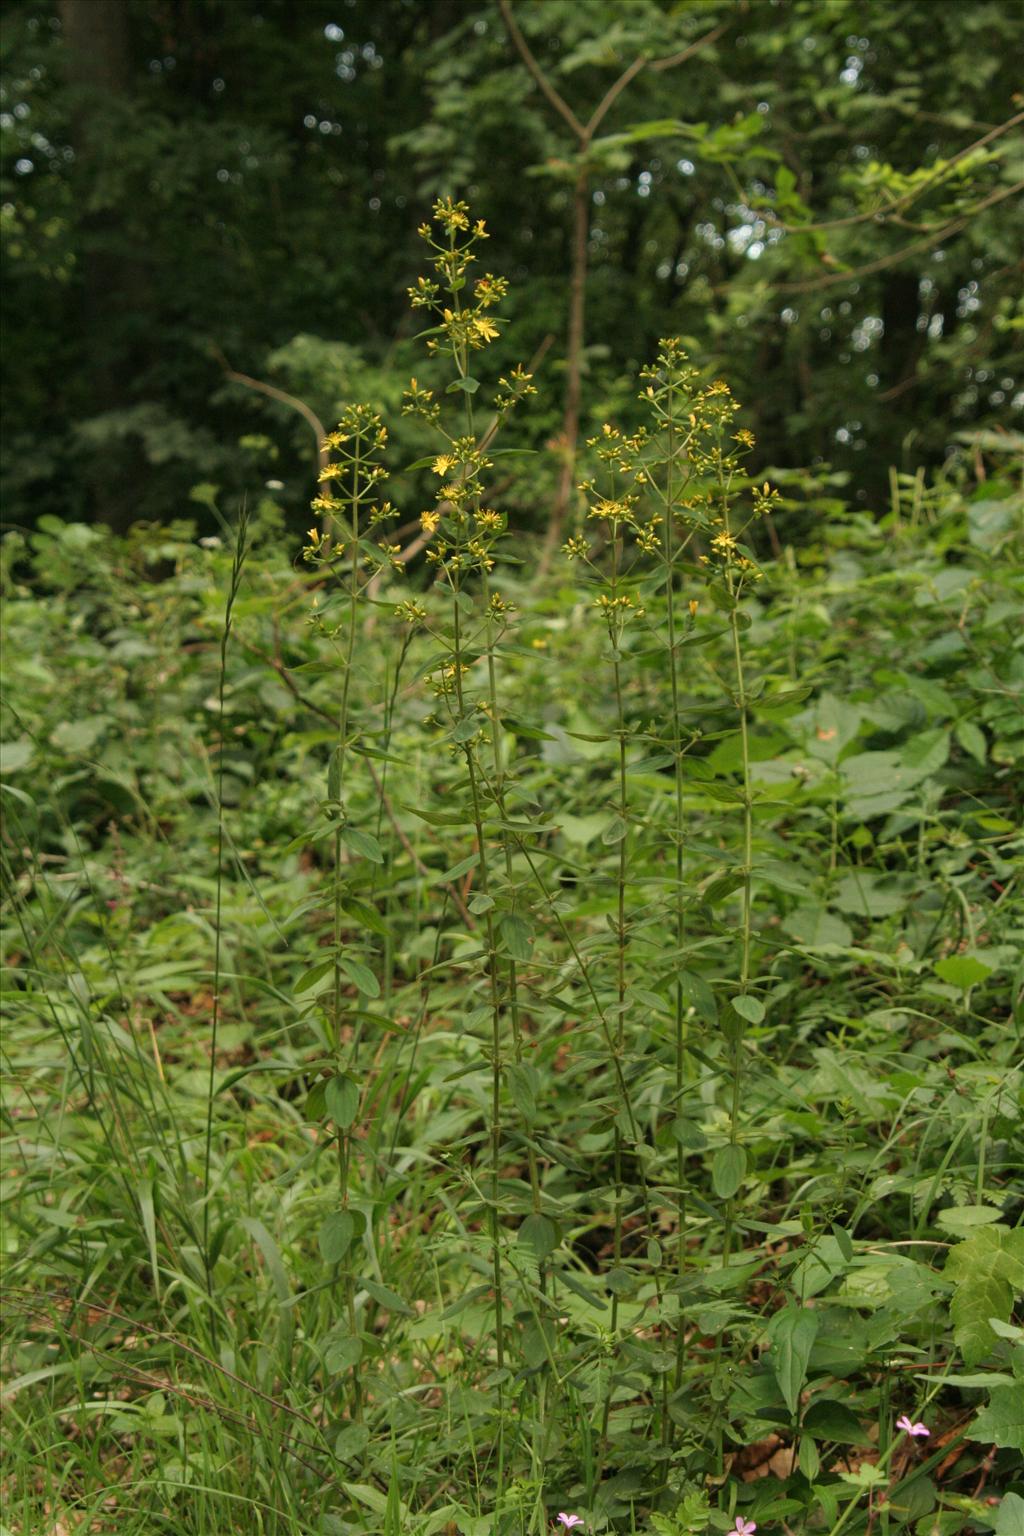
[769, 1307, 820, 1416]
[968, 1384, 1024, 1450]
[295, 958, 334, 997]
[318, 1211, 355, 1264]
[339, 956, 380, 998]
[517, 1213, 560, 1261]
[900, 728, 950, 784]
[507, 1062, 538, 1123]
[803, 1398, 873, 1446]
[992, 1492, 1024, 1533]
[936, 1204, 1003, 1236]
[447, 376, 480, 394]
[0, 739, 33, 775]
[326, 1073, 360, 1130]
[934, 954, 992, 989]
[340, 898, 390, 938]
[601, 815, 628, 844]
[785, 908, 853, 949]
[946, 1227, 1024, 1364]
[731, 994, 765, 1024]
[340, 826, 384, 864]
[325, 1336, 362, 1373]
[362, 1278, 414, 1316]
[334, 1422, 370, 1462]
[955, 719, 987, 764]
[499, 914, 533, 962]
[712, 1144, 747, 1200]
[679, 970, 717, 1023]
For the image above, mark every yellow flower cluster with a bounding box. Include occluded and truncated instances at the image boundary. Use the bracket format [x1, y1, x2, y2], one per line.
[304, 404, 394, 577]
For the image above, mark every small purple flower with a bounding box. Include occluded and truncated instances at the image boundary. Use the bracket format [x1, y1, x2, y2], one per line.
[557, 1519, 584, 1532]
[734, 1519, 757, 1536]
[896, 1414, 929, 1438]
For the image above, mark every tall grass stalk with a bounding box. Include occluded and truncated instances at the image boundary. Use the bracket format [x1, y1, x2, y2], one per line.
[203, 501, 250, 1294]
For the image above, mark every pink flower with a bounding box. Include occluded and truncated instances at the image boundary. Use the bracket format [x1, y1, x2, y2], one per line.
[557, 1519, 584, 1532]
[734, 1520, 757, 1536]
[896, 1415, 929, 1438]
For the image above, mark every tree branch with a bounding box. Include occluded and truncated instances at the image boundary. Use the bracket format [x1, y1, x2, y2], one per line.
[213, 346, 329, 482]
[497, 0, 585, 141]
[771, 178, 1024, 294]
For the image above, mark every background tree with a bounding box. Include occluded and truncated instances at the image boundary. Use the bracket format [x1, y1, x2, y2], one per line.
[1, 0, 1020, 533]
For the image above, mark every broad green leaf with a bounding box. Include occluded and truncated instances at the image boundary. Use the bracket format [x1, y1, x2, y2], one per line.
[517, 1213, 560, 1261]
[934, 954, 992, 989]
[712, 1144, 747, 1200]
[731, 994, 765, 1024]
[803, 1398, 872, 1446]
[295, 958, 334, 997]
[334, 1422, 370, 1462]
[769, 1307, 820, 1415]
[968, 1384, 1024, 1450]
[0, 739, 33, 775]
[993, 1492, 1024, 1533]
[955, 719, 987, 764]
[785, 907, 853, 949]
[340, 826, 384, 863]
[946, 1227, 1024, 1364]
[507, 1063, 538, 1123]
[936, 1205, 1003, 1236]
[325, 1336, 362, 1373]
[326, 1073, 360, 1130]
[339, 956, 380, 998]
[362, 1278, 414, 1316]
[601, 815, 628, 844]
[319, 1211, 355, 1264]
[499, 914, 532, 962]
[900, 728, 950, 784]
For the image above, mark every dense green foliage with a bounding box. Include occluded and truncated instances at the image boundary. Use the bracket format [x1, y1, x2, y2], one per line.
[3, 188, 1023, 1530]
[1, 0, 1022, 530]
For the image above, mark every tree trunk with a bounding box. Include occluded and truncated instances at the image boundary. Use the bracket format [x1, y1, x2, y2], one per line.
[541, 166, 590, 568]
[59, 0, 136, 530]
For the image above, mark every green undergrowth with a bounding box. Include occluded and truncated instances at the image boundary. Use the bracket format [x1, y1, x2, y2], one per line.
[1, 205, 1022, 1536]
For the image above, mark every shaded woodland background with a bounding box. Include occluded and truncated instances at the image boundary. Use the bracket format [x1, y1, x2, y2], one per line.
[1, 0, 1022, 535]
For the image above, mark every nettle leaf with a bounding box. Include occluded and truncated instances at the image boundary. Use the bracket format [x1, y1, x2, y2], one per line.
[946, 1227, 1024, 1364]
[934, 953, 993, 990]
[900, 727, 950, 784]
[769, 1306, 820, 1415]
[832, 870, 907, 918]
[968, 1384, 1024, 1450]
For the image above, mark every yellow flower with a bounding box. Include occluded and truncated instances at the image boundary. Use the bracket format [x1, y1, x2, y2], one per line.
[472, 316, 499, 343]
[421, 510, 441, 535]
[432, 455, 454, 476]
